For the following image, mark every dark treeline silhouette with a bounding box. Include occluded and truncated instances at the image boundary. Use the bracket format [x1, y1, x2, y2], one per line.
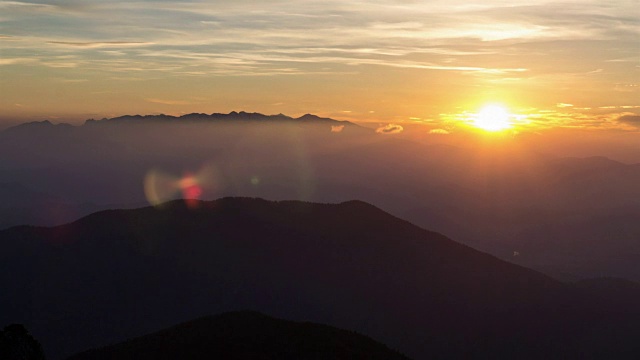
[0, 324, 46, 360]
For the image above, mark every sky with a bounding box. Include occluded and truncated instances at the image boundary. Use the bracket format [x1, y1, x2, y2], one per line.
[1, 0, 638, 132]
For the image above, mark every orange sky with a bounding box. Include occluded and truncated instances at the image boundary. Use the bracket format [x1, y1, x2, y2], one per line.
[1, 0, 638, 132]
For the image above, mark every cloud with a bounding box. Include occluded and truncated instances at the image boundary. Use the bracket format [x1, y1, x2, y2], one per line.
[1, 0, 637, 121]
[376, 124, 403, 134]
[556, 103, 573, 108]
[2, 0, 624, 78]
[618, 115, 640, 126]
[0, 1, 55, 9]
[0, 57, 36, 65]
[146, 98, 192, 105]
[47, 41, 154, 48]
[0, 0, 629, 84]
[429, 128, 450, 135]
[50, 78, 87, 83]
[331, 125, 344, 133]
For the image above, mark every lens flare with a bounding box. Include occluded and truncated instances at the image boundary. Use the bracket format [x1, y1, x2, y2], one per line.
[144, 164, 221, 207]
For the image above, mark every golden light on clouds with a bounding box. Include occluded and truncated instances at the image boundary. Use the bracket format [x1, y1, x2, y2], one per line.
[435, 103, 543, 135]
[0, 0, 637, 129]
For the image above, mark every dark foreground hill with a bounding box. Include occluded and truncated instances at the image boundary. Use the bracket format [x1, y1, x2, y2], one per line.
[66, 311, 410, 360]
[1, 198, 640, 359]
[0, 324, 46, 360]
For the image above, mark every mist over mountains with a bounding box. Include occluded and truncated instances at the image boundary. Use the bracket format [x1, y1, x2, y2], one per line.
[1, 111, 639, 283]
[2, 198, 640, 359]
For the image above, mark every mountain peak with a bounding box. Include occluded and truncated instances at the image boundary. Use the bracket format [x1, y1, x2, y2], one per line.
[10, 120, 52, 128]
[3, 119, 73, 134]
[296, 113, 337, 122]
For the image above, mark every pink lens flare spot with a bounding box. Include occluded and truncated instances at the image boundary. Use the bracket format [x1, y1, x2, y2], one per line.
[179, 173, 203, 207]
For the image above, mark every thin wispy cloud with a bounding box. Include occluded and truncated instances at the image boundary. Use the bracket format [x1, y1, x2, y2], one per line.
[429, 129, 450, 135]
[47, 41, 154, 48]
[4, 0, 635, 76]
[146, 98, 193, 106]
[376, 124, 404, 134]
[1, 0, 637, 124]
[0, 1, 56, 9]
[0, 57, 37, 65]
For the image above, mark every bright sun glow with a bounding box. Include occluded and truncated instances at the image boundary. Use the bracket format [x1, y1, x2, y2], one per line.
[473, 105, 512, 131]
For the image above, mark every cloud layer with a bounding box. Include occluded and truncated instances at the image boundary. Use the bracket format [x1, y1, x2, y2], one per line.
[1, 0, 638, 127]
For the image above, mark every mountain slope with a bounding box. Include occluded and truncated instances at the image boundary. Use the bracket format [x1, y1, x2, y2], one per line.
[1, 198, 639, 359]
[1, 113, 639, 285]
[66, 311, 411, 360]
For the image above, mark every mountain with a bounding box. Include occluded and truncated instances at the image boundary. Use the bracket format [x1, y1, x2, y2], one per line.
[0, 183, 100, 231]
[1, 112, 639, 284]
[66, 311, 410, 360]
[2, 198, 640, 359]
[0, 112, 358, 133]
[0, 110, 367, 226]
[2, 120, 73, 135]
[575, 277, 640, 309]
[5, 111, 357, 129]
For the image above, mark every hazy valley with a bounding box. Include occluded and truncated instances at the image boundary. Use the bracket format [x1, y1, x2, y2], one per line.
[1, 112, 639, 282]
[1, 112, 640, 359]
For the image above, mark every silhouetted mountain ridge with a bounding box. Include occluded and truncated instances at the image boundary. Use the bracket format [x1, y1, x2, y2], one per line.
[3, 120, 73, 135]
[2, 197, 640, 359]
[0, 112, 359, 136]
[98, 112, 357, 128]
[66, 311, 411, 360]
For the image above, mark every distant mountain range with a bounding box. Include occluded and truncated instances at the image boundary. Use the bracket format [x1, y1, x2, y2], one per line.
[66, 311, 411, 360]
[3, 111, 357, 132]
[2, 198, 639, 359]
[94, 111, 355, 125]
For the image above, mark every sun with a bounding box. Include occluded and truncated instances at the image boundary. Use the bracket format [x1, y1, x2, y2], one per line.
[473, 105, 512, 131]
